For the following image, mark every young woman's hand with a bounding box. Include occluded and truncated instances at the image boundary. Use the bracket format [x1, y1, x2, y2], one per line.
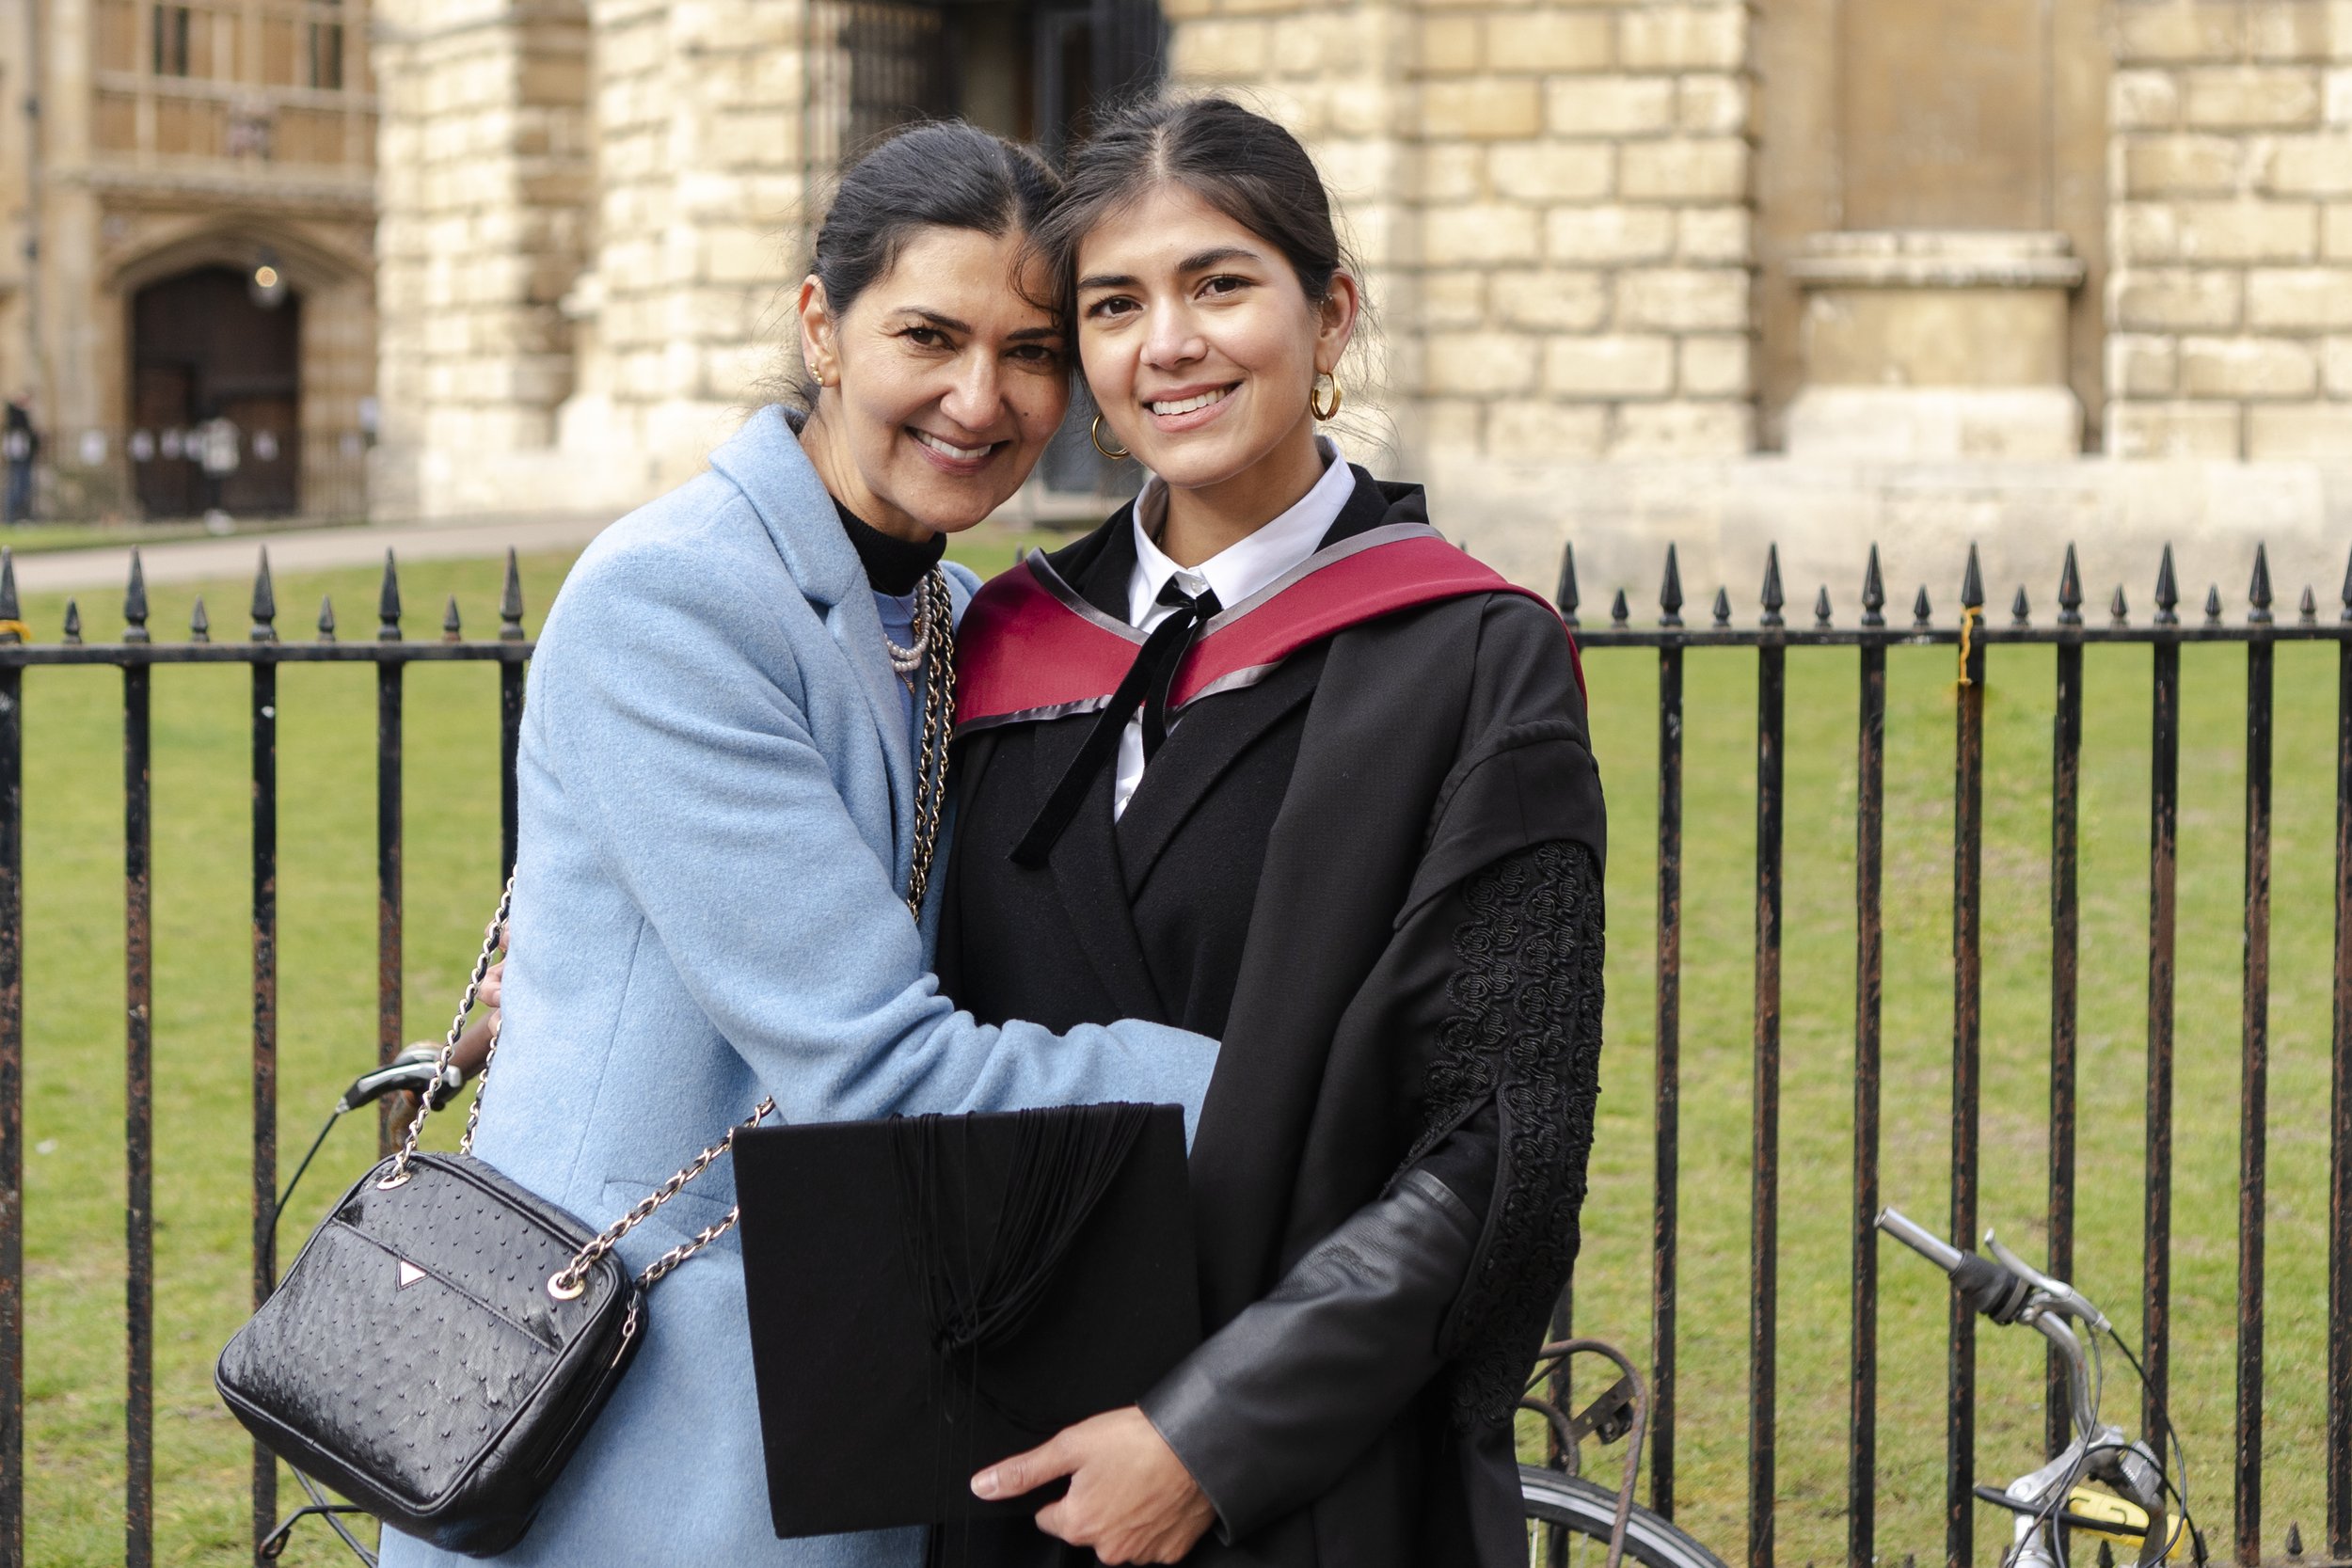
[971, 1405, 1215, 1564]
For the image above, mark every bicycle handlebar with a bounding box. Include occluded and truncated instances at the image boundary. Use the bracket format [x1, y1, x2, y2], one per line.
[1877, 1205, 2103, 1446]
[338, 1048, 460, 1114]
[1877, 1206, 1966, 1273]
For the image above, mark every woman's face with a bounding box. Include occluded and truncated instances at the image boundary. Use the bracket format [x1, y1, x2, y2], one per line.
[799, 226, 1069, 538]
[1074, 182, 1355, 501]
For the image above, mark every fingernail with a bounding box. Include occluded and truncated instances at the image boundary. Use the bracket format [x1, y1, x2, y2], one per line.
[972, 1470, 998, 1499]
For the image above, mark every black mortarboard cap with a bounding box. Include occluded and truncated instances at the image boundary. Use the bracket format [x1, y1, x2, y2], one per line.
[734, 1103, 1200, 1539]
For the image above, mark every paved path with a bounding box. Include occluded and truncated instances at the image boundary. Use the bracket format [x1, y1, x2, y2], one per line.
[7, 513, 612, 594]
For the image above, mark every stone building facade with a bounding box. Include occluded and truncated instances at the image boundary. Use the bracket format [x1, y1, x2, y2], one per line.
[4, 0, 379, 517]
[369, 0, 2352, 602]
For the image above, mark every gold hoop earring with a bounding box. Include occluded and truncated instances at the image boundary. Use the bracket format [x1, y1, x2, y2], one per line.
[1310, 375, 1343, 421]
[1089, 414, 1130, 461]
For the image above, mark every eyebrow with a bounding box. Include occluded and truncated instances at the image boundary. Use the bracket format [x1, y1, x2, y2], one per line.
[1076, 245, 1265, 293]
[893, 308, 1061, 342]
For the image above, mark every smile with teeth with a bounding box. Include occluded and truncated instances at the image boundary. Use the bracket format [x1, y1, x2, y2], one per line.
[912, 429, 995, 462]
[1147, 386, 1234, 417]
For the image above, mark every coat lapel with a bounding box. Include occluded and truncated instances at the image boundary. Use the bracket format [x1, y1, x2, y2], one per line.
[1113, 647, 1325, 896]
[1024, 714, 1170, 1020]
[708, 406, 920, 884]
[1004, 514, 1169, 1019]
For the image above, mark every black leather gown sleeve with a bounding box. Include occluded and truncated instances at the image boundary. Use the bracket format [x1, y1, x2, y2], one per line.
[1136, 839, 1605, 1542]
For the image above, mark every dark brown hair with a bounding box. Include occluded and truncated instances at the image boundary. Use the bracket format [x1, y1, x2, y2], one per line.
[1034, 96, 1358, 309]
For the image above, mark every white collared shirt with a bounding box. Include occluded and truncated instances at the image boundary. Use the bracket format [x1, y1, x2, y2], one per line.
[1114, 437, 1355, 817]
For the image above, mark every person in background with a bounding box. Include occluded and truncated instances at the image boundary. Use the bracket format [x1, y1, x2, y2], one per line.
[4, 393, 38, 525]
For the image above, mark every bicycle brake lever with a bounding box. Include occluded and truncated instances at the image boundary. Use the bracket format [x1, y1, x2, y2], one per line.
[1985, 1230, 2110, 1332]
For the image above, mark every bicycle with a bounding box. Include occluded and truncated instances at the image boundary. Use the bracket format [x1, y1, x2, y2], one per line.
[1518, 1338, 1728, 1568]
[1877, 1207, 2209, 1568]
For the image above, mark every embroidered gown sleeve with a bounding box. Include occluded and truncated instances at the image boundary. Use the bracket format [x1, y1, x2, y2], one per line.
[1137, 836, 1605, 1541]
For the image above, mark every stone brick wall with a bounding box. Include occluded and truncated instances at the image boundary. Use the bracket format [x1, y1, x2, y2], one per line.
[570, 0, 811, 490]
[374, 0, 815, 513]
[1168, 0, 1758, 468]
[373, 0, 594, 513]
[2106, 0, 2352, 458]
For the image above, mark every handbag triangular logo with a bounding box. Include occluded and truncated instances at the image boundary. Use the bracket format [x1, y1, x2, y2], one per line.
[397, 1259, 427, 1291]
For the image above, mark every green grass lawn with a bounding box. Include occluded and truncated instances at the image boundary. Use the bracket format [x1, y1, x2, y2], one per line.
[12, 531, 2341, 1567]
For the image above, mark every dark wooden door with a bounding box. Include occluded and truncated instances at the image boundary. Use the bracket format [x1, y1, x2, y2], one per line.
[129, 266, 303, 517]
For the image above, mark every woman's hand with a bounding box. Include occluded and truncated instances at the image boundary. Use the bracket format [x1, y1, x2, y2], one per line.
[971, 1405, 1215, 1565]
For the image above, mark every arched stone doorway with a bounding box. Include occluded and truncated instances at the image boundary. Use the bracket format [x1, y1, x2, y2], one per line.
[129, 265, 303, 516]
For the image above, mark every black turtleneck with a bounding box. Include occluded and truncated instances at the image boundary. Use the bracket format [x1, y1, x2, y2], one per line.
[834, 500, 946, 596]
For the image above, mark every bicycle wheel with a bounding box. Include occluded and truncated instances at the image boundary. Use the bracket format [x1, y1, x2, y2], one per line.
[1520, 1465, 1729, 1568]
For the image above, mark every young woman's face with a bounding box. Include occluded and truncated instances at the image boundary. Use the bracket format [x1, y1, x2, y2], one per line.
[799, 226, 1069, 537]
[1074, 183, 1355, 497]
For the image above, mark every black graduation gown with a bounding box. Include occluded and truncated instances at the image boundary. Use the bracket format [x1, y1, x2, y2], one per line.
[936, 468, 1608, 1568]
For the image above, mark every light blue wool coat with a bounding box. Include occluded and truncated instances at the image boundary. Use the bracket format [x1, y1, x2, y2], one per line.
[378, 407, 1220, 1568]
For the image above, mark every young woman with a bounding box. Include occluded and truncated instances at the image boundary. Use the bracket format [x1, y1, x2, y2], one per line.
[938, 98, 1609, 1568]
[376, 123, 1224, 1568]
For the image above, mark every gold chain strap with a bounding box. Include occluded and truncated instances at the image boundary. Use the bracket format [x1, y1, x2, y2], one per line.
[378, 879, 515, 1190]
[548, 566, 958, 1299]
[902, 566, 956, 921]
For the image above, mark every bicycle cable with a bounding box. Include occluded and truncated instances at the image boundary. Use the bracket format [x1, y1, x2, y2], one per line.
[2103, 1327, 2204, 1564]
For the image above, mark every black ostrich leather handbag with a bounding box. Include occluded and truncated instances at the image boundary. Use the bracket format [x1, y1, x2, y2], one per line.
[215, 882, 773, 1558]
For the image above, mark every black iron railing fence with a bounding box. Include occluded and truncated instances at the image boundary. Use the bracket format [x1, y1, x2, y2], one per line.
[1554, 537, 2352, 1568]
[0, 535, 2343, 1568]
[0, 545, 528, 1568]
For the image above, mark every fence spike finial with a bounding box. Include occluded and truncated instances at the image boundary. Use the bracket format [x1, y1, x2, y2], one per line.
[1815, 586, 1833, 628]
[2248, 542, 2273, 625]
[62, 598, 82, 645]
[1861, 544, 1885, 628]
[1759, 544, 1785, 627]
[2011, 586, 2030, 626]
[0, 547, 17, 630]
[123, 548, 150, 644]
[2203, 585, 2223, 626]
[2341, 542, 2352, 622]
[2153, 543, 2179, 626]
[1960, 543, 1983, 611]
[249, 548, 278, 642]
[2300, 585, 2318, 625]
[500, 547, 526, 641]
[1711, 586, 1731, 627]
[2057, 543, 2083, 626]
[1554, 541, 1580, 627]
[317, 594, 337, 642]
[1609, 588, 1629, 626]
[2111, 584, 2129, 626]
[189, 596, 210, 643]
[1659, 544, 1683, 626]
[1912, 585, 1931, 628]
[378, 548, 403, 641]
[443, 594, 463, 642]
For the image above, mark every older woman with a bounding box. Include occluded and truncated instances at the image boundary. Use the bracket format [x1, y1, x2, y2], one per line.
[377, 123, 1220, 1568]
